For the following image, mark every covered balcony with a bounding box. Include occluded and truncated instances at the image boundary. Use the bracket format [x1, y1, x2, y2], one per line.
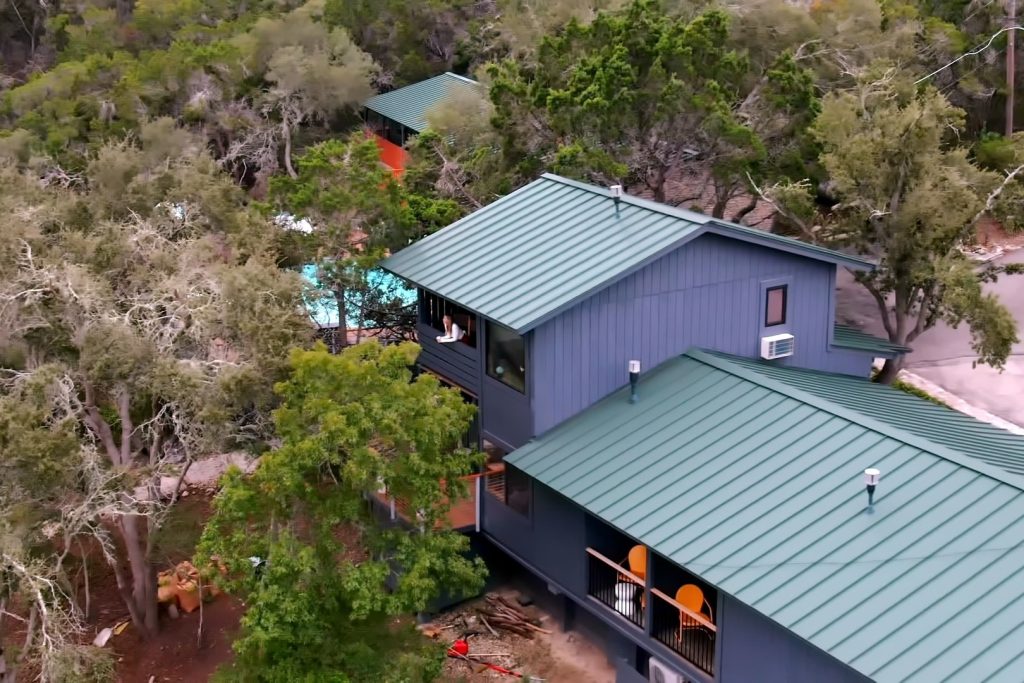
[583, 516, 717, 676]
[585, 546, 645, 630]
[584, 517, 647, 630]
[650, 552, 717, 676]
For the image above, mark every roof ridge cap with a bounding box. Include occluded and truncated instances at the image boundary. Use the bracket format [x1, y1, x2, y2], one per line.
[443, 72, 480, 85]
[538, 174, 873, 269]
[540, 173, 712, 222]
[684, 349, 1024, 492]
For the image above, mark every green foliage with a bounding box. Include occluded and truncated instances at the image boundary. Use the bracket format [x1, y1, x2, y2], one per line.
[486, 0, 817, 214]
[975, 133, 1020, 171]
[973, 133, 1024, 233]
[271, 134, 452, 338]
[404, 86, 513, 211]
[0, 128, 313, 659]
[199, 343, 486, 681]
[774, 74, 1020, 378]
[323, 0, 479, 84]
[0, 366, 82, 498]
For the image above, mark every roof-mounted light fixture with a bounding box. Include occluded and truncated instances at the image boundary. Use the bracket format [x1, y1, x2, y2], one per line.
[628, 359, 640, 404]
[864, 468, 881, 507]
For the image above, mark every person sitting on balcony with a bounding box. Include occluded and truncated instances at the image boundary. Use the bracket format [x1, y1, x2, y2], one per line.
[436, 314, 464, 344]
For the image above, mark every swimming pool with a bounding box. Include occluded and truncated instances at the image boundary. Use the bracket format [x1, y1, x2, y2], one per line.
[300, 264, 416, 329]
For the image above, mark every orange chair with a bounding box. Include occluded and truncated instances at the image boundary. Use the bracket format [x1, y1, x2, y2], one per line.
[627, 545, 647, 581]
[675, 584, 713, 640]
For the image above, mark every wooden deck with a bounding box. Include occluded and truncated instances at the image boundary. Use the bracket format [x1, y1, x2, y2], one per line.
[374, 463, 505, 531]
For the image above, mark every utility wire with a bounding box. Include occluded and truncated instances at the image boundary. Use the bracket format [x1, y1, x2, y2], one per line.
[915, 25, 1024, 84]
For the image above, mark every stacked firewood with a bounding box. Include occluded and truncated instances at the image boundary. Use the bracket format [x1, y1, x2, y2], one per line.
[479, 594, 552, 639]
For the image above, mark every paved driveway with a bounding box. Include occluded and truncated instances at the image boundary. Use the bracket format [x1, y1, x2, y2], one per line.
[835, 250, 1024, 427]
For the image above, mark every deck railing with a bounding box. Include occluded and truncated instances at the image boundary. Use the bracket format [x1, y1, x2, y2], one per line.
[484, 463, 506, 501]
[651, 587, 716, 675]
[585, 547, 645, 630]
[375, 463, 507, 531]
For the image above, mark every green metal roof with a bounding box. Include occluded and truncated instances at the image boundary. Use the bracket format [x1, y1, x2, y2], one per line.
[382, 175, 874, 333]
[718, 353, 1024, 477]
[833, 324, 911, 357]
[363, 72, 481, 134]
[507, 350, 1024, 683]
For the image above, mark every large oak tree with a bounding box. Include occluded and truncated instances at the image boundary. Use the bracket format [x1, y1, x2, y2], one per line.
[766, 73, 1022, 382]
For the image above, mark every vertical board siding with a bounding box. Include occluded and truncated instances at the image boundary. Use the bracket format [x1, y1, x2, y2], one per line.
[718, 596, 873, 683]
[416, 321, 481, 395]
[532, 234, 854, 435]
[480, 374, 533, 449]
[477, 321, 534, 449]
[482, 481, 587, 595]
[615, 658, 649, 683]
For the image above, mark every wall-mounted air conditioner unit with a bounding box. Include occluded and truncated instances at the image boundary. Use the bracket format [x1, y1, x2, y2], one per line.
[649, 657, 683, 683]
[761, 332, 795, 360]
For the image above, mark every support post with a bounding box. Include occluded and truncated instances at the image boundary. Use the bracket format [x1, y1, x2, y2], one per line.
[644, 546, 654, 636]
[1009, 0, 1017, 136]
[475, 475, 482, 533]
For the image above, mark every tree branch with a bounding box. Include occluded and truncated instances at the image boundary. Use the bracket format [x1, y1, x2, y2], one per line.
[968, 163, 1024, 232]
[856, 273, 897, 341]
[83, 381, 121, 466]
[117, 383, 133, 467]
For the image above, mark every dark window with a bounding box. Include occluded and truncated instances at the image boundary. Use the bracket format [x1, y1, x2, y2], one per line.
[421, 291, 476, 347]
[365, 110, 385, 136]
[765, 285, 787, 327]
[486, 321, 526, 392]
[482, 439, 507, 465]
[505, 465, 531, 517]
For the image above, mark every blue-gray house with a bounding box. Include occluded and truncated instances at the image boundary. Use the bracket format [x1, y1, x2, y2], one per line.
[382, 174, 1024, 683]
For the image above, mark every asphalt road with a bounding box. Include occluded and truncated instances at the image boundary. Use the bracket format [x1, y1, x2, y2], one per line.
[835, 249, 1024, 427]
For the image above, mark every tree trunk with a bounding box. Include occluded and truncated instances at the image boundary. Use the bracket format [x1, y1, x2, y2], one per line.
[650, 165, 668, 204]
[711, 181, 732, 219]
[711, 196, 729, 219]
[83, 382, 122, 466]
[110, 555, 148, 637]
[730, 196, 759, 224]
[118, 515, 158, 637]
[333, 287, 348, 350]
[283, 120, 297, 179]
[874, 356, 904, 384]
[115, 0, 134, 23]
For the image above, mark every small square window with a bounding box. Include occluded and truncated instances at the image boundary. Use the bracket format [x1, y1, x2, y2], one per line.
[765, 285, 787, 327]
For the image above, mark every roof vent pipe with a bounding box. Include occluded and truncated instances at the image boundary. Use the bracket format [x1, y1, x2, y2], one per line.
[610, 185, 623, 217]
[864, 468, 881, 507]
[628, 359, 640, 404]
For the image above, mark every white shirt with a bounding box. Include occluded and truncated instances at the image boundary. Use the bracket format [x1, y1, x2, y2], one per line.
[436, 322, 463, 343]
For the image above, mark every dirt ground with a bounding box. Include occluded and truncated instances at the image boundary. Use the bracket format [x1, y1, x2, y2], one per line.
[75, 493, 244, 682]
[112, 597, 243, 683]
[434, 591, 615, 683]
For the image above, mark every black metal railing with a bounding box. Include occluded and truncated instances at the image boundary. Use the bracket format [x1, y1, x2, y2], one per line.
[585, 548, 645, 630]
[651, 588, 716, 675]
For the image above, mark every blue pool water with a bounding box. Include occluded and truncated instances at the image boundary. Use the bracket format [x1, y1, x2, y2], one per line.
[301, 264, 416, 328]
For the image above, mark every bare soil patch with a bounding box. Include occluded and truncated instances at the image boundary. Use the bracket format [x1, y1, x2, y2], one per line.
[976, 216, 1024, 251]
[87, 492, 243, 682]
[111, 596, 243, 683]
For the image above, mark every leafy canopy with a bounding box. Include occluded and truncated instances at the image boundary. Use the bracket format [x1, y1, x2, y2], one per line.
[771, 73, 1021, 380]
[199, 342, 486, 681]
[486, 0, 818, 215]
